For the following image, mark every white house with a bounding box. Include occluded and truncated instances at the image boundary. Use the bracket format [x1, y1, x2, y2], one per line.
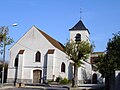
[7, 20, 92, 84]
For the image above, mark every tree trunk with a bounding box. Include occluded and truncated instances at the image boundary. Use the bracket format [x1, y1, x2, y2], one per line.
[105, 76, 109, 90]
[105, 71, 115, 90]
[72, 64, 78, 87]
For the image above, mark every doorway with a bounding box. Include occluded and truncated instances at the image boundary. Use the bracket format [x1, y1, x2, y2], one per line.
[33, 70, 42, 83]
[92, 73, 97, 84]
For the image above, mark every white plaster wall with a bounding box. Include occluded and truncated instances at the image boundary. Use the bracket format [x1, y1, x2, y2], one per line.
[7, 68, 16, 79]
[17, 26, 55, 67]
[8, 26, 56, 80]
[78, 60, 92, 81]
[53, 49, 70, 79]
[23, 68, 43, 81]
[78, 67, 82, 80]
[84, 62, 92, 80]
[17, 54, 24, 79]
[47, 54, 54, 80]
[83, 61, 92, 79]
[7, 48, 20, 79]
[23, 68, 31, 79]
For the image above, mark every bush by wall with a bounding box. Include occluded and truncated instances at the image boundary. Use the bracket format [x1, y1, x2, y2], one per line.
[56, 76, 62, 82]
[60, 78, 69, 84]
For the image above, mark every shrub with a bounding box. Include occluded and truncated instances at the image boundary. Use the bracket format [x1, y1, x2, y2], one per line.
[47, 80, 53, 84]
[68, 80, 72, 83]
[60, 78, 68, 84]
[56, 76, 62, 82]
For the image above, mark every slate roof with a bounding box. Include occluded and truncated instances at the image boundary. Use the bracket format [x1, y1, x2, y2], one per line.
[69, 20, 90, 34]
[36, 27, 64, 51]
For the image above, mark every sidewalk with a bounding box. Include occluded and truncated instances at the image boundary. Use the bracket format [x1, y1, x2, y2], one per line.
[23, 85, 46, 89]
[0, 83, 104, 90]
[0, 85, 46, 90]
[70, 84, 104, 90]
[0, 85, 15, 90]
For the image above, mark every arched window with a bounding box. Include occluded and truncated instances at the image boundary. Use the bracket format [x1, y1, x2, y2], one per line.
[14, 55, 19, 67]
[61, 62, 65, 72]
[75, 33, 81, 42]
[35, 51, 41, 62]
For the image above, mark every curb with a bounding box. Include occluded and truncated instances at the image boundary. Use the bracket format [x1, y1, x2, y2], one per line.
[23, 86, 46, 89]
[0, 86, 15, 90]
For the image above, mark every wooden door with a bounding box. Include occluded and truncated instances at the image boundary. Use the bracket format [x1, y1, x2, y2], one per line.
[33, 70, 42, 83]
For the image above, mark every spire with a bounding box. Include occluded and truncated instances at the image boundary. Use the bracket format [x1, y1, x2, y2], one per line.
[70, 20, 87, 30]
[69, 20, 90, 34]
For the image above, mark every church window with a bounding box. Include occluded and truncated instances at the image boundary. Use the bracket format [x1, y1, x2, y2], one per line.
[14, 55, 19, 67]
[75, 33, 81, 42]
[35, 51, 41, 62]
[61, 62, 65, 72]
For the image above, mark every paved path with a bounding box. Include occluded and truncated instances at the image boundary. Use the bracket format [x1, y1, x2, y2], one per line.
[0, 83, 104, 90]
[0, 85, 69, 90]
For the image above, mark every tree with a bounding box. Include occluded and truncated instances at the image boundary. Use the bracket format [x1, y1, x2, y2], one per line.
[64, 40, 93, 87]
[0, 26, 14, 83]
[97, 32, 120, 76]
[96, 32, 120, 90]
[0, 27, 14, 47]
[0, 61, 8, 83]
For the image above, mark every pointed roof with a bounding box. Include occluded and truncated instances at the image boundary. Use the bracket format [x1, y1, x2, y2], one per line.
[35, 26, 64, 51]
[69, 20, 90, 34]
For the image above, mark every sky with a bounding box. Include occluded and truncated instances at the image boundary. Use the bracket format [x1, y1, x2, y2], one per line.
[0, 0, 120, 61]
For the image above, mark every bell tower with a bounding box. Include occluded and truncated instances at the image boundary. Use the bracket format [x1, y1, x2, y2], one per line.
[69, 20, 90, 42]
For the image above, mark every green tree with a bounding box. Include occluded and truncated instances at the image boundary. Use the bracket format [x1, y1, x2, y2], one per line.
[64, 40, 93, 87]
[0, 32, 14, 47]
[96, 32, 120, 90]
[0, 26, 14, 83]
[97, 32, 120, 77]
[95, 55, 109, 77]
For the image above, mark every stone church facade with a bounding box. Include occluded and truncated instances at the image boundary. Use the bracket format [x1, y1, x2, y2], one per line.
[7, 20, 93, 84]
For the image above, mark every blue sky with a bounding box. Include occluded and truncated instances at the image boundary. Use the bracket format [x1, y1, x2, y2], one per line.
[0, 0, 120, 60]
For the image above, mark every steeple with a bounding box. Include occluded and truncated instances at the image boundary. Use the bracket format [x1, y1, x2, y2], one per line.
[70, 20, 87, 30]
[69, 20, 90, 34]
[69, 20, 90, 42]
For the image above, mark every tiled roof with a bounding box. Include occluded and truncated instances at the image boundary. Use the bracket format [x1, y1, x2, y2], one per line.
[69, 20, 90, 34]
[91, 52, 104, 55]
[36, 27, 64, 51]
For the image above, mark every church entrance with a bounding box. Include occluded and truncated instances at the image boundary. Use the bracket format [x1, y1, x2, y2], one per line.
[92, 73, 97, 84]
[33, 70, 42, 83]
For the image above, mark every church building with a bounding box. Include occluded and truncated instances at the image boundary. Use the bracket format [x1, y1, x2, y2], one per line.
[7, 20, 92, 84]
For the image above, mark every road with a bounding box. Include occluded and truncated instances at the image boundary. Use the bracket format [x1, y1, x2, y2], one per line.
[0, 87, 69, 90]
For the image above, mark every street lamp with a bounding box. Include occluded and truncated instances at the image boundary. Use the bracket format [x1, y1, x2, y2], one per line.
[1, 23, 17, 86]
